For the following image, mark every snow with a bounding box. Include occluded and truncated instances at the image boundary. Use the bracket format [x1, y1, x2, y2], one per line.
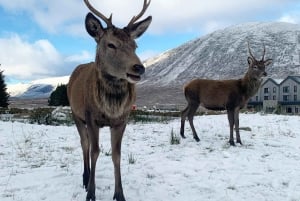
[1, 113, 300, 201]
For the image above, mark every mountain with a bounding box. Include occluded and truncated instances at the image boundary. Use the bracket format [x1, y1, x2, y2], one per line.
[136, 22, 300, 108]
[7, 76, 69, 99]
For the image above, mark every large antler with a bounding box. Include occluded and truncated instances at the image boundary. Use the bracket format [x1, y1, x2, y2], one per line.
[84, 0, 113, 28]
[127, 0, 151, 28]
[261, 44, 266, 61]
[247, 41, 256, 60]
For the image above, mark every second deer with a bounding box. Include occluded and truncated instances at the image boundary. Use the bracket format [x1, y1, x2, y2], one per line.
[180, 43, 272, 146]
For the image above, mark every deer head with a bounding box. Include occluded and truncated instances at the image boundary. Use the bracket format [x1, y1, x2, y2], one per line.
[247, 42, 272, 79]
[84, 0, 152, 83]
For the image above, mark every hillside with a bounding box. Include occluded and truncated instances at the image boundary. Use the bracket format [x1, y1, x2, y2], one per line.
[137, 22, 300, 108]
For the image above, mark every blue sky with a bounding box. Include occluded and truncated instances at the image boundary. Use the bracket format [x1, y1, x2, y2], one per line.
[1, 0, 300, 84]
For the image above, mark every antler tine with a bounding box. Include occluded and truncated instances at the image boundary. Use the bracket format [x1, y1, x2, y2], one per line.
[247, 41, 256, 60]
[84, 0, 113, 28]
[261, 44, 266, 61]
[127, 0, 151, 28]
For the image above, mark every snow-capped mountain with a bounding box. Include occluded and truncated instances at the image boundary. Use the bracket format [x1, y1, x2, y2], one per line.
[141, 22, 300, 87]
[8, 76, 69, 99]
[136, 22, 300, 107]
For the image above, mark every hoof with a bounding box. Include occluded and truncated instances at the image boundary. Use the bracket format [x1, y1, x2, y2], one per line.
[194, 136, 200, 142]
[180, 133, 186, 139]
[113, 192, 126, 201]
[237, 140, 243, 145]
[229, 140, 235, 146]
[86, 192, 96, 201]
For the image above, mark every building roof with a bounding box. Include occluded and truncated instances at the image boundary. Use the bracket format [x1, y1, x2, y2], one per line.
[281, 75, 300, 85]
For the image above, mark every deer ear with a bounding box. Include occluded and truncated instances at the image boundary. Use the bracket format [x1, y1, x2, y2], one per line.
[128, 16, 152, 39]
[85, 13, 104, 41]
[247, 57, 254, 66]
[264, 59, 272, 66]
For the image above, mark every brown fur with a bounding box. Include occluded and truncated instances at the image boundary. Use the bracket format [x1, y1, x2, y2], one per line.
[180, 44, 272, 146]
[67, 1, 151, 201]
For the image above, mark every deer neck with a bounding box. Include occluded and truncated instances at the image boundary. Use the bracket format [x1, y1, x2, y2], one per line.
[242, 71, 262, 98]
[94, 68, 135, 118]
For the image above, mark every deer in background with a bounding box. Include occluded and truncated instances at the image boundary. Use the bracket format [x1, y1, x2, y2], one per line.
[180, 43, 272, 146]
[67, 0, 151, 200]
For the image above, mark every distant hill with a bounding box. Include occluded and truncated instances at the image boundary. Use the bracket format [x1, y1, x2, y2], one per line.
[7, 76, 69, 99]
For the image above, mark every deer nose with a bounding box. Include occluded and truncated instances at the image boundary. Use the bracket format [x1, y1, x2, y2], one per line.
[133, 64, 145, 75]
[263, 72, 267, 76]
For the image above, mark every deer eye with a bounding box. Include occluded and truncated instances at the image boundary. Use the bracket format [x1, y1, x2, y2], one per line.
[253, 65, 258, 69]
[108, 43, 116, 49]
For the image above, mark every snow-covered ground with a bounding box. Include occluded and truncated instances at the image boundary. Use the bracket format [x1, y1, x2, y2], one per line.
[1, 113, 300, 201]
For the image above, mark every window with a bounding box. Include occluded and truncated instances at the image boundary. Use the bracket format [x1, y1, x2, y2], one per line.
[273, 95, 276, 100]
[283, 95, 290, 101]
[296, 107, 299, 113]
[283, 86, 289, 93]
[255, 96, 258, 101]
[264, 88, 269, 93]
[264, 96, 269, 100]
[294, 95, 297, 101]
[273, 87, 276, 93]
[294, 86, 297, 93]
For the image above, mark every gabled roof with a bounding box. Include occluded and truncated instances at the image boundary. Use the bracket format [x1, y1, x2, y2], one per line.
[281, 75, 300, 85]
[261, 78, 283, 87]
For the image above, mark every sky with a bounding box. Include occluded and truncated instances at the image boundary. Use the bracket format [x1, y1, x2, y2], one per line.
[0, 0, 300, 84]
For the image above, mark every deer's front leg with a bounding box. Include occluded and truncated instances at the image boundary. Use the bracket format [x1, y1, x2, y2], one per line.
[85, 112, 100, 201]
[234, 109, 242, 145]
[227, 110, 235, 146]
[111, 123, 126, 201]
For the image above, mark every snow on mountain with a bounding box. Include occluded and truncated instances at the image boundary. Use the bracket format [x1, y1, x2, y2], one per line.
[141, 22, 300, 87]
[137, 21, 300, 107]
[7, 76, 69, 99]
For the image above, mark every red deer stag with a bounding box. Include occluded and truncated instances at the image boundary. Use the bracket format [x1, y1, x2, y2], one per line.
[180, 43, 272, 146]
[67, 0, 151, 200]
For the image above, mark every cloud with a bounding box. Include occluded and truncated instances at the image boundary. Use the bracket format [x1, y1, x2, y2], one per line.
[0, 34, 92, 82]
[1, 0, 298, 36]
[0, 0, 85, 36]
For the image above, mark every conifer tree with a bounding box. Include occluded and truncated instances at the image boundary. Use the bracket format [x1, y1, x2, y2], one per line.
[0, 68, 10, 108]
[48, 84, 69, 106]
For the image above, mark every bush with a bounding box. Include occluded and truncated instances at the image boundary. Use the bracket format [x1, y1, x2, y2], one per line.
[29, 108, 54, 125]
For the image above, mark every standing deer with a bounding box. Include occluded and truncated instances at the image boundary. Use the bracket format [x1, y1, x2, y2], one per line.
[67, 0, 151, 200]
[180, 43, 272, 146]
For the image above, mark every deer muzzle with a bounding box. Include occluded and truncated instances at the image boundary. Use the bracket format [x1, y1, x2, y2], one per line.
[126, 64, 145, 83]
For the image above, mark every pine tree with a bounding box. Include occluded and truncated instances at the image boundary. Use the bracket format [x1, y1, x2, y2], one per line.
[48, 84, 69, 106]
[0, 69, 10, 108]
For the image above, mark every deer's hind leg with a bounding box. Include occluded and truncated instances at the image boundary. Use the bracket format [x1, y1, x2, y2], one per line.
[180, 105, 189, 138]
[187, 101, 200, 142]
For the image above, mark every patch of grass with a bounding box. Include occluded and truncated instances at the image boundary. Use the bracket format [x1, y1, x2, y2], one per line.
[239, 127, 252, 131]
[170, 128, 180, 145]
[128, 153, 136, 164]
[129, 110, 176, 124]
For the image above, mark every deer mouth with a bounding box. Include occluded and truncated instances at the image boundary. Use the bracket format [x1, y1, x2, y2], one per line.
[127, 73, 141, 82]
